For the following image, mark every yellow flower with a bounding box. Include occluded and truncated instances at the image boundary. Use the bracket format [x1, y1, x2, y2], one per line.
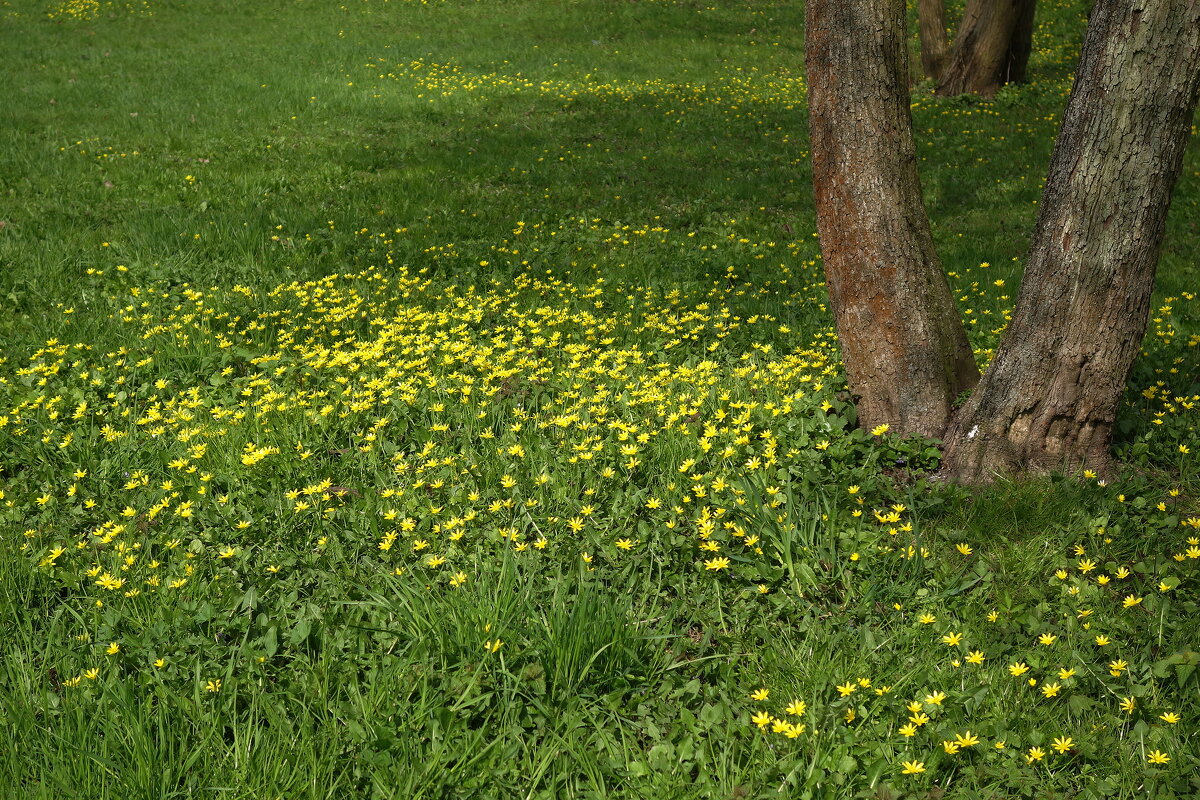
[924, 691, 946, 706]
[704, 556, 730, 570]
[751, 710, 772, 728]
[785, 699, 806, 716]
[1051, 736, 1073, 753]
[106, 642, 120, 655]
[1041, 682, 1061, 698]
[1122, 594, 1143, 608]
[1038, 633, 1057, 646]
[1094, 635, 1110, 646]
[954, 730, 979, 748]
[205, 679, 221, 693]
[941, 740, 960, 754]
[750, 688, 769, 701]
[1119, 696, 1136, 714]
[1147, 750, 1170, 764]
[871, 424, 890, 436]
[898, 723, 917, 737]
[836, 682, 857, 697]
[941, 632, 963, 647]
[966, 650, 985, 665]
[1159, 711, 1180, 724]
[918, 613, 937, 624]
[1026, 746, 1045, 763]
[615, 538, 635, 550]
[900, 760, 925, 775]
[955, 543, 973, 556]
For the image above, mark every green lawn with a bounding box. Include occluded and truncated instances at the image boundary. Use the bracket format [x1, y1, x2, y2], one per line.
[1, 0, 1198, 797]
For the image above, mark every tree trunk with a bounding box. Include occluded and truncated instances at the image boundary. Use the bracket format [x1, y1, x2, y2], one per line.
[918, 0, 950, 80]
[934, 0, 1037, 96]
[941, 0, 1200, 481]
[806, 0, 979, 439]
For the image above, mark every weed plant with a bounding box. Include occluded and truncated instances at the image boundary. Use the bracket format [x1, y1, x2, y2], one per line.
[0, 0, 1198, 797]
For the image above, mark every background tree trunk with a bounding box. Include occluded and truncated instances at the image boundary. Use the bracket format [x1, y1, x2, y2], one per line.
[806, 0, 978, 439]
[918, 0, 950, 79]
[941, 0, 1200, 481]
[934, 0, 1037, 95]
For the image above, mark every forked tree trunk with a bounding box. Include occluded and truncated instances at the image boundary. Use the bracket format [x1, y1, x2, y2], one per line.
[806, 0, 979, 439]
[941, 0, 1200, 481]
[932, 0, 1037, 95]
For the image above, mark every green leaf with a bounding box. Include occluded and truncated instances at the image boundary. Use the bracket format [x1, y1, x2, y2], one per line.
[262, 625, 279, 657]
[289, 617, 312, 646]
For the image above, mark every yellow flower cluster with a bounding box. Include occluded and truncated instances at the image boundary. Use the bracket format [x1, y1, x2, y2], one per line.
[44, 0, 152, 20]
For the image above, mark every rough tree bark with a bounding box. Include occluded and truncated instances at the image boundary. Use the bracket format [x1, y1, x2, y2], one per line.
[941, 0, 1200, 481]
[805, 0, 979, 439]
[920, 0, 1037, 96]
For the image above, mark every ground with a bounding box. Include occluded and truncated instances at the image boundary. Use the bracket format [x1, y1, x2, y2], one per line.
[0, 0, 1198, 797]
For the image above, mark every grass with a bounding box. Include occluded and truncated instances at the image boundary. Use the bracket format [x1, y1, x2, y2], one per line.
[1, 0, 1199, 797]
